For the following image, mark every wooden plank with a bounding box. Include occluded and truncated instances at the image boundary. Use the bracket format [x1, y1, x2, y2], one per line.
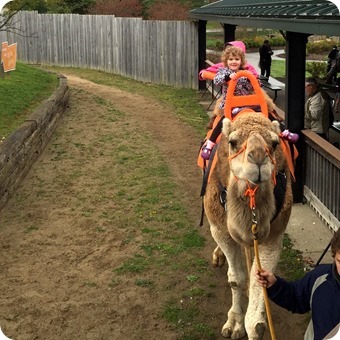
[205, 59, 214, 67]
[304, 186, 339, 232]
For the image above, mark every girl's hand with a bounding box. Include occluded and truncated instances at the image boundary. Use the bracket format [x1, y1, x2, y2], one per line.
[229, 73, 237, 80]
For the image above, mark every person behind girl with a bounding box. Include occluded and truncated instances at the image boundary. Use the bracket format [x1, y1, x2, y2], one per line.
[201, 46, 259, 160]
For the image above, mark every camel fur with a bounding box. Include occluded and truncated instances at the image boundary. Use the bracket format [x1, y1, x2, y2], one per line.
[204, 112, 293, 339]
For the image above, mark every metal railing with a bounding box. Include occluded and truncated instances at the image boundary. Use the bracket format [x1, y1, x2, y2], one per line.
[302, 130, 340, 231]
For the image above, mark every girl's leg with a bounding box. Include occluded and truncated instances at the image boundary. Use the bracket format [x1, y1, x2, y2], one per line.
[209, 117, 224, 143]
[201, 117, 224, 160]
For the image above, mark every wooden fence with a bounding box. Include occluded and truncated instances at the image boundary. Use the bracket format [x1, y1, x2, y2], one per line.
[302, 130, 340, 232]
[0, 11, 198, 89]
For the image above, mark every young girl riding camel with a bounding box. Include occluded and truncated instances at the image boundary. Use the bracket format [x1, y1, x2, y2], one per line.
[201, 45, 298, 160]
[201, 45, 262, 160]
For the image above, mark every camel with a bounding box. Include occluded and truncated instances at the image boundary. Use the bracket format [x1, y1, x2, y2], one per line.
[203, 111, 293, 339]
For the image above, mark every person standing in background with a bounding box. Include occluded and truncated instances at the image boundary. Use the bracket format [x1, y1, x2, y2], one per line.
[327, 45, 339, 83]
[304, 77, 329, 140]
[259, 40, 273, 79]
[334, 77, 340, 114]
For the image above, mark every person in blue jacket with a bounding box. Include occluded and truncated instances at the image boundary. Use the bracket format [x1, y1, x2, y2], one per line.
[255, 229, 340, 340]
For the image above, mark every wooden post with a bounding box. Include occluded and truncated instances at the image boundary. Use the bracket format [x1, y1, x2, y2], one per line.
[198, 20, 207, 91]
[0, 62, 4, 79]
[223, 24, 236, 44]
[285, 31, 310, 202]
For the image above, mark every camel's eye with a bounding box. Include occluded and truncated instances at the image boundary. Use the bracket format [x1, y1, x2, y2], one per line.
[228, 136, 238, 149]
[268, 132, 280, 151]
[272, 140, 279, 150]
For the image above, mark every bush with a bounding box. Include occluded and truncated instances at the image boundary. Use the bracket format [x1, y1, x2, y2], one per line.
[306, 61, 328, 79]
[307, 40, 335, 56]
[243, 35, 285, 49]
[243, 36, 263, 48]
[270, 35, 286, 47]
[215, 40, 224, 50]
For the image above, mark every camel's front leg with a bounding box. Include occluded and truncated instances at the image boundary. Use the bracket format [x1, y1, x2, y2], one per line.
[211, 226, 248, 339]
[245, 239, 282, 340]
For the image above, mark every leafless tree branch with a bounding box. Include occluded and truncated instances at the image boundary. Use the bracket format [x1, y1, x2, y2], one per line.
[0, 5, 37, 38]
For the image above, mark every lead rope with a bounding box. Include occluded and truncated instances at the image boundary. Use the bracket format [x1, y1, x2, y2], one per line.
[251, 207, 277, 340]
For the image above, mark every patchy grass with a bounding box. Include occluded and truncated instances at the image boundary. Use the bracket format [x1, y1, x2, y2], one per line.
[43, 65, 208, 135]
[2, 64, 307, 338]
[44, 65, 306, 329]
[162, 301, 215, 339]
[279, 233, 306, 281]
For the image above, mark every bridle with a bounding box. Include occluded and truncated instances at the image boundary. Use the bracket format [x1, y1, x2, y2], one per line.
[227, 140, 277, 209]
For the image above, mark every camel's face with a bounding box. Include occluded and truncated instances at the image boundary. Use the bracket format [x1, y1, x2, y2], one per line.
[223, 114, 280, 185]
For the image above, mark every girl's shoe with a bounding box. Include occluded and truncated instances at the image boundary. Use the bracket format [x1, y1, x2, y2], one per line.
[281, 129, 299, 144]
[201, 146, 212, 160]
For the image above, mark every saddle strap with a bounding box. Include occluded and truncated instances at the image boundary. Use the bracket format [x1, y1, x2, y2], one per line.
[200, 144, 219, 197]
[199, 144, 219, 227]
[271, 172, 287, 222]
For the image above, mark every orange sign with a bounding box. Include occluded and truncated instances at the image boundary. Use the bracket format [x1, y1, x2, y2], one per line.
[1, 41, 17, 72]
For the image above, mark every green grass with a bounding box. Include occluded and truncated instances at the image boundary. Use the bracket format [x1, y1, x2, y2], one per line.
[162, 301, 215, 339]
[0, 62, 59, 138]
[279, 233, 306, 281]
[270, 59, 324, 79]
[271, 60, 286, 79]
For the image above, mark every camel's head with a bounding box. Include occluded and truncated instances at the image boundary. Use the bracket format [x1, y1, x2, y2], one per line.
[222, 112, 281, 186]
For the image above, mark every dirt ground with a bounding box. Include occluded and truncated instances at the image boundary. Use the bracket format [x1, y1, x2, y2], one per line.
[0, 74, 307, 339]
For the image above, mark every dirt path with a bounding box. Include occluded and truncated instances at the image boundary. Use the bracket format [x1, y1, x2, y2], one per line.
[0, 74, 306, 339]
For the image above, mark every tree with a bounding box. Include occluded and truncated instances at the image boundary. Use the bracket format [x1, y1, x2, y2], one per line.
[148, 0, 190, 20]
[61, 0, 96, 14]
[5, 0, 207, 17]
[1, 4, 30, 35]
[7, 0, 95, 14]
[89, 0, 143, 17]
[7, 0, 48, 13]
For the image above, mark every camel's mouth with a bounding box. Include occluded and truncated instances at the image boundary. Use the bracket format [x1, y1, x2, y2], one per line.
[247, 177, 261, 186]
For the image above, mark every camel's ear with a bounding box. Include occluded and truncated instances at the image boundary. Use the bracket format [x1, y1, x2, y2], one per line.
[271, 120, 281, 134]
[222, 118, 232, 137]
